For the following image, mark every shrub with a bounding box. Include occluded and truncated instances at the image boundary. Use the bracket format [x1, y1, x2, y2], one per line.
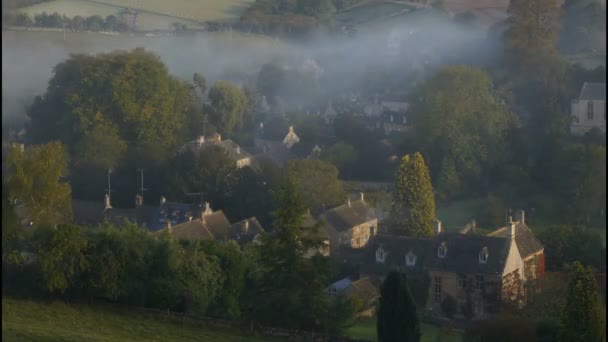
[441, 295, 458, 318]
[463, 315, 537, 342]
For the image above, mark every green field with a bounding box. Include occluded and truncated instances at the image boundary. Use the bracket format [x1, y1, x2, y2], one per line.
[11, 0, 255, 31]
[2, 297, 272, 341]
[346, 319, 463, 342]
[334, 2, 415, 27]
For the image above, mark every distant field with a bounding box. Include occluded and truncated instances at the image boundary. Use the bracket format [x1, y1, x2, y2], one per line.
[10, 0, 255, 30]
[346, 319, 463, 342]
[2, 297, 272, 341]
[334, 2, 415, 27]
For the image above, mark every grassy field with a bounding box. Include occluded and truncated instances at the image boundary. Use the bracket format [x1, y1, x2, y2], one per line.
[11, 0, 255, 31]
[2, 297, 272, 341]
[334, 2, 415, 27]
[346, 319, 463, 342]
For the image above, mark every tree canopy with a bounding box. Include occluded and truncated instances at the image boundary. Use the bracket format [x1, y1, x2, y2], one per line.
[377, 270, 421, 342]
[390, 153, 436, 238]
[285, 159, 345, 211]
[207, 80, 249, 137]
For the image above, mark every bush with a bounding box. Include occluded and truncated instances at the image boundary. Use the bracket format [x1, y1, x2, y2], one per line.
[441, 295, 458, 318]
[463, 316, 537, 342]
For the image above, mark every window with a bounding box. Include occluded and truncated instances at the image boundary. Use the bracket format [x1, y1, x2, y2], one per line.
[588, 101, 594, 120]
[434, 277, 442, 302]
[406, 252, 417, 266]
[475, 275, 484, 290]
[458, 274, 467, 289]
[438, 242, 447, 258]
[457, 298, 467, 314]
[376, 248, 386, 263]
[479, 247, 488, 264]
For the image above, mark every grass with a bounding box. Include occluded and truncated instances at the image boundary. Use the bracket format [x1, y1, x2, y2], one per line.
[2, 296, 272, 341]
[11, 0, 255, 31]
[436, 198, 483, 233]
[334, 2, 415, 26]
[346, 319, 463, 342]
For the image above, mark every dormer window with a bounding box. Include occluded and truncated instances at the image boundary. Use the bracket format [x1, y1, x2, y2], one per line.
[376, 248, 386, 263]
[479, 247, 489, 264]
[406, 252, 417, 266]
[438, 242, 447, 258]
[588, 101, 594, 120]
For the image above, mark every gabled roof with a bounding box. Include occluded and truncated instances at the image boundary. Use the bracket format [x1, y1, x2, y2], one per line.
[230, 217, 265, 245]
[157, 210, 231, 242]
[323, 199, 377, 232]
[426, 233, 511, 275]
[364, 234, 433, 274]
[487, 223, 544, 259]
[344, 277, 381, 304]
[183, 138, 252, 161]
[579, 82, 606, 101]
[201, 211, 232, 240]
[148, 201, 203, 231]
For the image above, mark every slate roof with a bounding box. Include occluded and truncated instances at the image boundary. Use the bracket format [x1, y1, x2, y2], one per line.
[330, 278, 353, 292]
[365, 232, 515, 276]
[487, 223, 544, 259]
[72, 200, 155, 227]
[579, 82, 606, 101]
[148, 202, 203, 231]
[230, 217, 265, 245]
[323, 199, 377, 232]
[156, 210, 231, 242]
[201, 211, 232, 240]
[426, 233, 511, 275]
[252, 138, 299, 168]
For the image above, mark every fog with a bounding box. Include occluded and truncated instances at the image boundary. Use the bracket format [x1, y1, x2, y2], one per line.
[2, 13, 493, 127]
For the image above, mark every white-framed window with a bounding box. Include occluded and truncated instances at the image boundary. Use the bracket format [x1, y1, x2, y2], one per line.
[475, 275, 484, 290]
[479, 247, 488, 264]
[438, 242, 447, 258]
[376, 248, 386, 263]
[434, 276, 442, 302]
[458, 274, 467, 289]
[406, 252, 416, 266]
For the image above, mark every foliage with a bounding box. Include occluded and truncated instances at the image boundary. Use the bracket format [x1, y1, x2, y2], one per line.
[2, 11, 129, 31]
[297, 0, 336, 21]
[463, 315, 537, 342]
[32, 224, 89, 294]
[27, 48, 193, 170]
[193, 73, 207, 95]
[321, 142, 358, 171]
[207, 80, 249, 137]
[409, 66, 515, 199]
[538, 225, 606, 272]
[476, 194, 505, 228]
[561, 261, 605, 342]
[377, 270, 421, 342]
[559, 0, 607, 54]
[2, 188, 23, 265]
[390, 153, 436, 238]
[257, 63, 286, 105]
[503, 0, 561, 73]
[5, 142, 72, 226]
[285, 159, 345, 211]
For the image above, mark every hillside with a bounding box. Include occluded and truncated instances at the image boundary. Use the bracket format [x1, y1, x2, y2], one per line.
[2, 297, 272, 341]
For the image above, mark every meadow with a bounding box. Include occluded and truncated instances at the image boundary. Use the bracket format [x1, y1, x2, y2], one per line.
[2, 297, 273, 342]
[346, 319, 463, 342]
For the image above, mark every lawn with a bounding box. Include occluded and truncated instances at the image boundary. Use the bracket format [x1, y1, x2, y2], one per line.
[2, 297, 271, 341]
[346, 319, 463, 342]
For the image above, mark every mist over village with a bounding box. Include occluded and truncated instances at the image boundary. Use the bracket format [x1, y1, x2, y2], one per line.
[2, 0, 606, 341]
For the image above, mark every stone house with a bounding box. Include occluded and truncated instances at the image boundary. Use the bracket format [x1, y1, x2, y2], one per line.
[570, 82, 606, 135]
[230, 217, 265, 247]
[155, 202, 232, 241]
[320, 193, 378, 254]
[182, 133, 252, 169]
[363, 211, 544, 319]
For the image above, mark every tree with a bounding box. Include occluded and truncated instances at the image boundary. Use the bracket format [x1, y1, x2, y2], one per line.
[559, 0, 607, 54]
[2, 187, 23, 265]
[297, 0, 336, 21]
[377, 270, 421, 342]
[33, 224, 89, 294]
[410, 66, 515, 198]
[208, 80, 249, 137]
[503, 0, 561, 72]
[72, 120, 127, 170]
[285, 159, 345, 211]
[390, 153, 436, 238]
[26, 49, 193, 170]
[321, 142, 357, 171]
[193, 72, 207, 95]
[257, 63, 286, 105]
[561, 262, 605, 342]
[477, 194, 506, 228]
[538, 225, 605, 272]
[6, 142, 72, 226]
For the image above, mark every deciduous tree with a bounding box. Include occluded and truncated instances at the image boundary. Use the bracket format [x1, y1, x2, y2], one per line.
[208, 80, 249, 137]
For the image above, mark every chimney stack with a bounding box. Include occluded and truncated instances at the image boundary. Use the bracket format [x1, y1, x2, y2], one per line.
[135, 194, 143, 208]
[243, 220, 249, 233]
[515, 210, 525, 225]
[104, 193, 112, 209]
[197, 135, 205, 147]
[160, 196, 166, 206]
[347, 196, 351, 207]
[435, 219, 442, 235]
[360, 192, 365, 202]
[509, 217, 516, 239]
[236, 146, 241, 154]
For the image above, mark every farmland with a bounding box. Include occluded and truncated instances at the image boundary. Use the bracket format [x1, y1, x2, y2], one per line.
[2, 296, 273, 341]
[9, 0, 255, 31]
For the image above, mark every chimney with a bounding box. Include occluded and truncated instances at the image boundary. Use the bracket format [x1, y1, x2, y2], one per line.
[202, 202, 212, 217]
[216, 133, 222, 142]
[435, 219, 442, 235]
[347, 196, 351, 207]
[360, 192, 365, 202]
[135, 194, 143, 208]
[104, 193, 112, 209]
[243, 220, 249, 233]
[160, 196, 166, 206]
[515, 210, 525, 225]
[509, 217, 516, 239]
[289, 126, 294, 133]
[167, 220, 172, 231]
[236, 146, 241, 154]
[307, 208, 311, 216]
[197, 135, 205, 147]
